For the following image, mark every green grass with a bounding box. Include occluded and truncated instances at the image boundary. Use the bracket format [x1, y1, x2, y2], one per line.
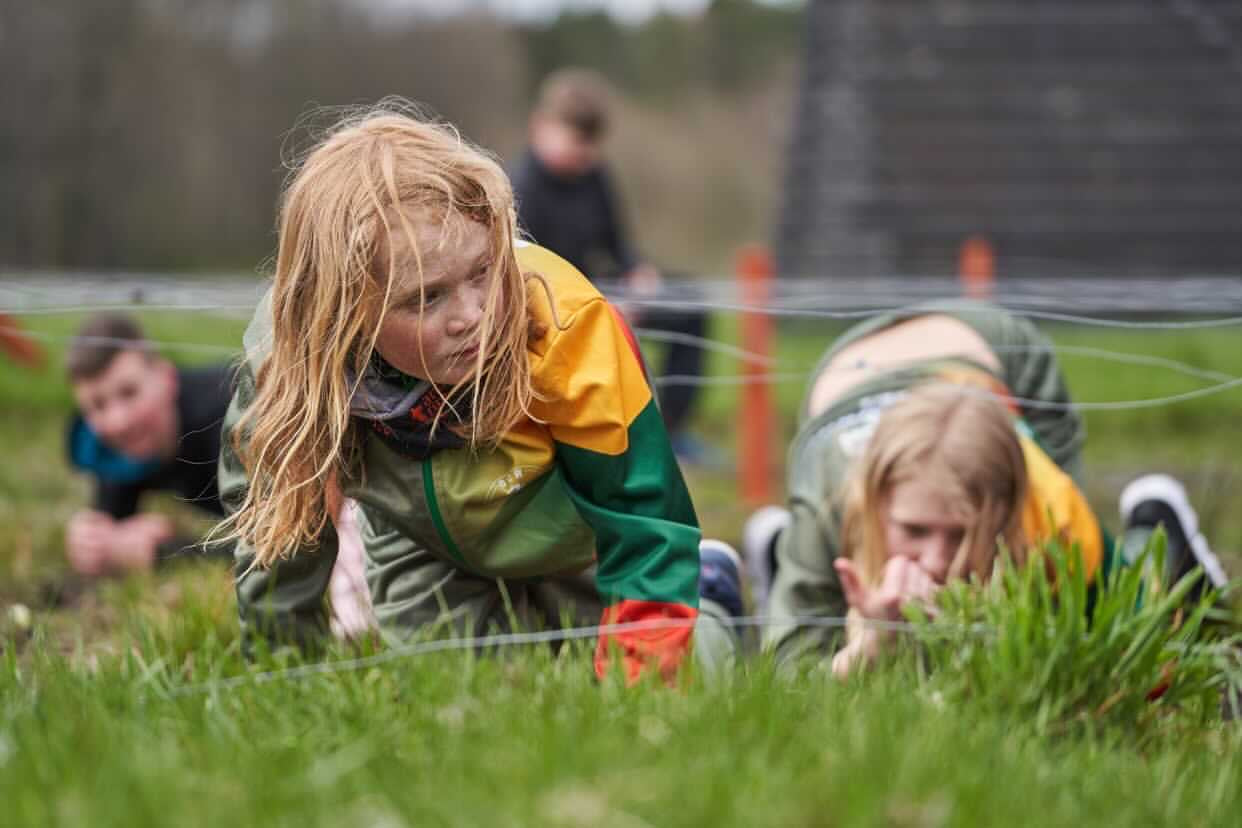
[2, 307, 1242, 826]
[915, 534, 1240, 738]
[2, 551, 1240, 827]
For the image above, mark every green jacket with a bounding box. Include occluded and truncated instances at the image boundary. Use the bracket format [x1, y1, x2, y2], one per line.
[221, 244, 702, 676]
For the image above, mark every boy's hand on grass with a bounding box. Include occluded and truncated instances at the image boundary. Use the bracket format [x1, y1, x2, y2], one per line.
[66, 510, 115, 576]
[66, 511, 175, 576]
[108, 515, 176, 572]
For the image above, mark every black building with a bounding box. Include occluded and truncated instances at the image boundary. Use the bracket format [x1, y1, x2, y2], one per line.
[778, 0, 1242, 279]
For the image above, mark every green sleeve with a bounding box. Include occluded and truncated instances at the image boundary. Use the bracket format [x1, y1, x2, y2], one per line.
[219, 363, 337, 652]
[763, 495, 847, 665]
[553, 400, 702, 608]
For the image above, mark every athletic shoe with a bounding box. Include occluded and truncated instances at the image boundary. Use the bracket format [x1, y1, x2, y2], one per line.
[741, 505, 790, 615]
[699, 539, 745, 619]
[1119, 474, 1228, 595]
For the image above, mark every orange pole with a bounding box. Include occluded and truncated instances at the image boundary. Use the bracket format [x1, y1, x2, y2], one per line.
[0, 314, 44, 368]
[737, 244, 774, 506]
[958, 235, 995, 299]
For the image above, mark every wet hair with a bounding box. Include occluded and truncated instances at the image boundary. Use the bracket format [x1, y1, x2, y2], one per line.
[66, 313, 152, 382]
[226, 101, 547, 569]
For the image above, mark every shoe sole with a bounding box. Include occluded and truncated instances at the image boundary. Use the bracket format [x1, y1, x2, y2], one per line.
[1119, 474, 1227, 588]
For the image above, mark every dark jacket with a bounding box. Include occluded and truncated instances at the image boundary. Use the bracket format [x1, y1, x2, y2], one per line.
[510, 149, 637, 280]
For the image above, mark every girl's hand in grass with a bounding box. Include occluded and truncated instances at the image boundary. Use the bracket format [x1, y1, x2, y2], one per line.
[835, 555, 940, 624]
[832, 555, 941, 678]
[831, 628, 882, 678]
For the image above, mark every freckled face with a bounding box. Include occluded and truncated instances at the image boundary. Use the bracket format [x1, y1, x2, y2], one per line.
[373, 209, 495, 388]
[882, 478, 970, 584]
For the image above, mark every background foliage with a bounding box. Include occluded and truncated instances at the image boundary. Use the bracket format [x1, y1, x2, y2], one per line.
[0, 0, 801, 274]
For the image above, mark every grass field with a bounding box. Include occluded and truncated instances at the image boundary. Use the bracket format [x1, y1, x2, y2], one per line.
[2, 305, 1241, 826]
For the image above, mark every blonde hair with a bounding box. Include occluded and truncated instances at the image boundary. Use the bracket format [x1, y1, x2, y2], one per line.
[840, 382, 1029, 591]
[227, 102, 542, 569]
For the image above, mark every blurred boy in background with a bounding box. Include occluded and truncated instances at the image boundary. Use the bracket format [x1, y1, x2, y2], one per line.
[510, 67, 714, 464]
[64, 313, 235, 574]
[63, 313, 374, 638]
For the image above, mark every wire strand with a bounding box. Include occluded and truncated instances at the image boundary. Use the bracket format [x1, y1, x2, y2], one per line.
[161, 614, 927, 698]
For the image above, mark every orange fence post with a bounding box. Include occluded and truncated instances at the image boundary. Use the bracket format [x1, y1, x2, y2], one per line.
[737, 244, 774, 506]
[0, 314, 44, 369]
[958, 235, 995, 299]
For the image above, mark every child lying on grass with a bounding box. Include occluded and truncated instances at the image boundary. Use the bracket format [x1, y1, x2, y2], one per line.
[737, 303, 1228, 676]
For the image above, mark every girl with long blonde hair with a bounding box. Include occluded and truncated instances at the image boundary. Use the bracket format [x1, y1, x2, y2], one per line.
[217, 104, 710, 683]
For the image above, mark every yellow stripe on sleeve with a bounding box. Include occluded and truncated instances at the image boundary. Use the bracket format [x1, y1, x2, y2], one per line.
[516, 243, 653, 456]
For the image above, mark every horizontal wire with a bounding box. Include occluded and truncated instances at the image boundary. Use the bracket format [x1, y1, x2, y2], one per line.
[652, 373, 808, 388]
[3, 324, 776, 367]
[159, 614, 921, 698]
[11, 324, 1234, 391]
[653, 345, 1240, 389]
[4, 303, 257, 316]
[8, 296, 1242, 330]
[157, 608, 1240, 699]
[1040, 343, 1239, 384]
[8, 325, 1240, 411]
[631, 327, 775, 366]
[920, 375, 1242, 412]
[618, 297, 1242, 330]
[1, 327, 238, 355]
[7, 277, 1242, 325]
[7, 275, 1242, 293]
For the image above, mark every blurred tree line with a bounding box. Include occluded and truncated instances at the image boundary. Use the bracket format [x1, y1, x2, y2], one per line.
[0, 0, 801, 274]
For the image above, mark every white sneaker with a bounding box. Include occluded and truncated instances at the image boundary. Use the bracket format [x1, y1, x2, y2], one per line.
[742, 505, 790, 615]
[1119, 474, 1227, 590]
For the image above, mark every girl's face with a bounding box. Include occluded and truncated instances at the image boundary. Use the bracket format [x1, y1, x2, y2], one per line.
[882, 477, 970, 584]
[374, 210, 495, 387]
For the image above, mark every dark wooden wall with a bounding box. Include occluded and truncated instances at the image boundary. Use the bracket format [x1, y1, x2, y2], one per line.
[777, 0, 1242, 279]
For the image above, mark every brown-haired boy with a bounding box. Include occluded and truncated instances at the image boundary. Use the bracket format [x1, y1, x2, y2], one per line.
[64, 313, 235, 574]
